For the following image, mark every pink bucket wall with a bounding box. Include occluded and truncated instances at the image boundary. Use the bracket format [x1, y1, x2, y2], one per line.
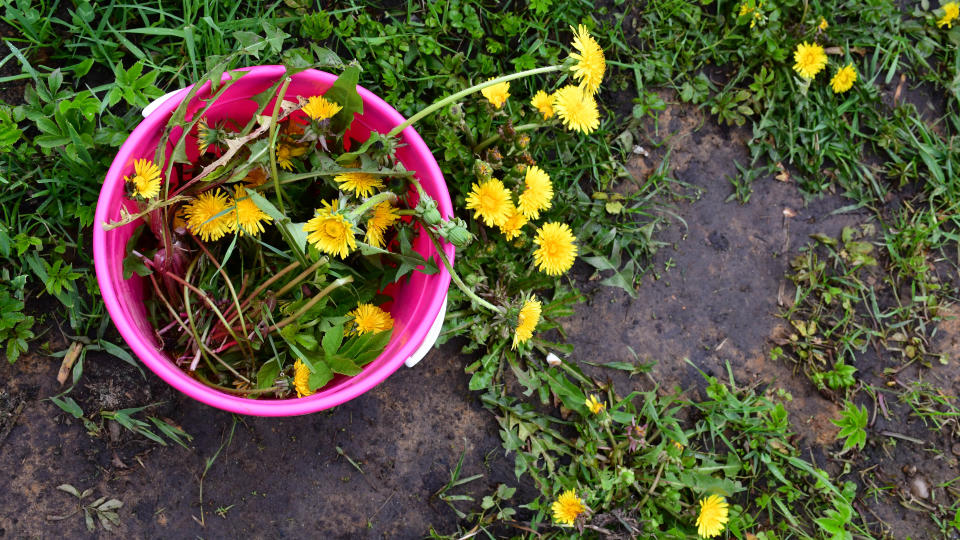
[93, 66, 454, 416]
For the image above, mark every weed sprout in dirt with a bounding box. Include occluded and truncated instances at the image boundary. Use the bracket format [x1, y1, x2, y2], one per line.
[103, 28, 604, 400]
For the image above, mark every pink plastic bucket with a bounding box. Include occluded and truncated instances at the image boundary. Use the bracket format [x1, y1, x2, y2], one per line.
[93, 65, 454, 416]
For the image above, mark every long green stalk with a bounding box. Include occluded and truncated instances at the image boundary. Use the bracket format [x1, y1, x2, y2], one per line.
[386, 65, 563, 138]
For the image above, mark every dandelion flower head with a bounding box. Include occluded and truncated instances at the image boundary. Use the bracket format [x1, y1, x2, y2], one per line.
[499, 206, 529, 241]
[196, 119, 216, 154]
[551, 489, 586, 526]
[276, 143, 308, 171]
[125, 159, 162, 199]
[302, 94, 343, 121]
[938, 2, 959, 27]
[512, 297, 542, 349]
[348, 304, 394, 336]
[518, 165, 554, 219]
[585, 394, 606, 414]
[303, 200, 356, 259]
[294, 359, 314, 398]
[465, 178, 513, 227]
[184, 189, 235, 242]
[531, 90, 555, 119]
[568, 25, 606, 95]
[818, 17, 829, 30]
[231, 185, 273, 236]
[830, 63, 857, 93]
[365, 201, 400, 248]
[553, 85, 600, 134]
[792, 42, 827, 79]
[334, 172, 384, 198]
[696, 495, 729, 538]
[481, 80, 510, 109]
[243, 167, 269, 187]
[533, 222, 578, 276]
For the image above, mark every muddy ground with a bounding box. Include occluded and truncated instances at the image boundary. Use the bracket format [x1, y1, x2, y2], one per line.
[3, 94, 960, 538]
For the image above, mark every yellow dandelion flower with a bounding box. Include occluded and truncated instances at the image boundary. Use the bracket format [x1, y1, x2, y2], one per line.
[334, 172, 384, 198]
[792, 41, 828, 79]
[512, 297, 541, 349]
[499, 206, 529, 241]
[696, 495, 729, 538]
[938, 2, 959, 27]
[276, 143, 308, 171]
[818, 17, 829, 30]
[244, 167, 268, 187]
[364, 201, 400, 248]
[125, 159, 162, 199]
[830, 63, 857, 94]
[465, 178, 513, 227]
[517, 165, 553, 219]
[183, 189, 235, 242]
[481, 80, 510, 109]
[553, 85, 600, 134]
[533, 222, 578, 276]
[738, 2, 764, 27]
[348, 304, 394, 336]
[231, 185, 272, 236]
[531, 90, 555, 119]
[196, 119, 216, 154]
[294, 359, 314, 398]
[303, 200, 357, 259]
[569, 24, 606, 95]
[551, 489, 586, 526]
[585, 394, 606, 414]
[302, 94, 343, 121]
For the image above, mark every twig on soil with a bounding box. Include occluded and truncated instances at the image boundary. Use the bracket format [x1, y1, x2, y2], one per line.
[879, 431, 927, 445]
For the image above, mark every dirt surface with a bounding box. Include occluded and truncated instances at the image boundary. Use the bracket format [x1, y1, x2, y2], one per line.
[1, 340, 523, 538]
[3, 90, 960, 540]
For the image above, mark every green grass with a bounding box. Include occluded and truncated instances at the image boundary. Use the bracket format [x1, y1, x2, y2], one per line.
[3, 0, 960, 537]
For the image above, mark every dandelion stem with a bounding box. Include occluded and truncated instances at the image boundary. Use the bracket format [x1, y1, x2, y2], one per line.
[268, 276, 355, 332]
[347, 191, 399, 222]
[386, 65, 564, 138]
[193, 236, 250, 348]
[267, 77, 310, 268]
[472, 123, 543, 153]
[234, 260, 301, 315]
[193, 372, 281, 395]
[178, 259, 250, 383]
[275, 257, 329, 298]
[425, 229, 503, 314]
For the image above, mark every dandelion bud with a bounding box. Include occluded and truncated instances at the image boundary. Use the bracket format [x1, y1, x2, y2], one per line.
[485, 147, 502, 165]
[415, 196, 442, 226]
[447, 103, 465, 121]
[473, 159, 493, 181]
[516, 133, 530, 150]
[499, 120, 516, 140]
[437, 218, 473, 248]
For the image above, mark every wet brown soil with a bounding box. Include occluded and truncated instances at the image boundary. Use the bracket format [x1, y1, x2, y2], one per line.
[1, 340, 523, 538]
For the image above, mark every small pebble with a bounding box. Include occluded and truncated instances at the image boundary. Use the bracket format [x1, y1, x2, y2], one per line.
[909, 476, 930, 500]
[902, 464, 917, 476]
[951, 443, 960, 456]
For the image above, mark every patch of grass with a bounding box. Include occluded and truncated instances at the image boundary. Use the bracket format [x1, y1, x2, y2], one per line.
[775, 225, 951, 396]
[433, 363, 868, 537]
